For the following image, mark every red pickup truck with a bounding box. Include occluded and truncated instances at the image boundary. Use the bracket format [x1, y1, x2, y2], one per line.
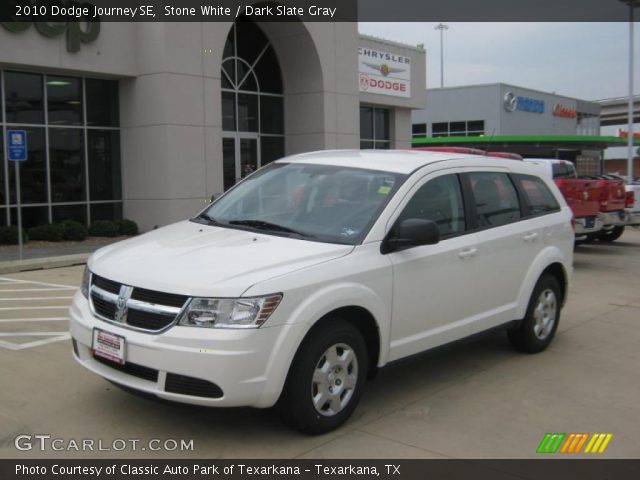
[580, 175, 628, 242]
[523, 159, 603, 237]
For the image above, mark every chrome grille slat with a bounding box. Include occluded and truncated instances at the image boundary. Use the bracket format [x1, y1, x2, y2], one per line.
[89, 275, 189, 333]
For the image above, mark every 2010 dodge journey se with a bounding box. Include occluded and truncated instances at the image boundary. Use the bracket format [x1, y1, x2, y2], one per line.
[70, 150, 573, 433]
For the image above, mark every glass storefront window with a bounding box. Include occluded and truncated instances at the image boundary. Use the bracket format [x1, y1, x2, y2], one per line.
[0, 134, 5, 207]
[221, 20, 285, 190]
[89, 130, 121, 201]
[49, 128, 85, 203]
[90, 202, 122, 222]
[1, 70, 122, 228]
[86, 79, 119, 127]
[360, 106, 391, 149]
[4, 72, 44, 124]
[47, 76, 83, 125]
[10, 206, 49, 228]
[222, 92, 236, 131]
[260, 96, 283, 134]
[260, 136, 284, 165]
[237, 93, 258, 132]
[52, 204, 87, 224]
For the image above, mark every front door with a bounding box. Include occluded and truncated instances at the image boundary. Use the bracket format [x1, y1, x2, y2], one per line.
[387, 172, 482, 361]
[223, 134, 260, 191]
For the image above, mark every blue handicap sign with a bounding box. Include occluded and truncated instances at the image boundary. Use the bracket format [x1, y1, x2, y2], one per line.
[7, 129, 28, 161]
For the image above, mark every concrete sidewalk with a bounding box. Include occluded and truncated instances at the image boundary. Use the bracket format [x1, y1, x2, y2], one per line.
[0, 237, 123, 274]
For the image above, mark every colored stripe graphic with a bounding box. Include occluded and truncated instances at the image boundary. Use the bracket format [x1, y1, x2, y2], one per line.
[584, 433, 613, 454]
[537, 433, 613, 454]
[537, 433, 566, 453]
[560, 433, 589, 453]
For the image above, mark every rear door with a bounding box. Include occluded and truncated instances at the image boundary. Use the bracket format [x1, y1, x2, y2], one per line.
[462, 170, 537, 334]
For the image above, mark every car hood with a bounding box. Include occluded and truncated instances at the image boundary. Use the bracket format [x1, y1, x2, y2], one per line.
[89, 220, 354, 297]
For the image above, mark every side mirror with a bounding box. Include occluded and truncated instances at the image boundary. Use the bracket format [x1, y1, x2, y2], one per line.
[381, 218, 440, 254]
[210, 193, 222, 203]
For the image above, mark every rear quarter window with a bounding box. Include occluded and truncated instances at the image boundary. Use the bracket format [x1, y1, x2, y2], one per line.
[551, 162, 576, 179]
[514, 174, 560, 216]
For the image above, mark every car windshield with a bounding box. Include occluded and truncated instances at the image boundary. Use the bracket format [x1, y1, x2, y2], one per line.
[196, 162, 405, 245]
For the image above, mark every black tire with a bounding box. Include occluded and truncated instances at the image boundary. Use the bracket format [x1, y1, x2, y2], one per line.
[597, 226, 624, 242]
[277, 318, 368, 434]
[508, 274, 562, 354]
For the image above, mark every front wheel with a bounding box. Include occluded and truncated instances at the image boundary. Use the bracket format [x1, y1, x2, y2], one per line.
[597, 225, 624, 242]
[508, 274, 562, 353]
[277, 319, 368, 434]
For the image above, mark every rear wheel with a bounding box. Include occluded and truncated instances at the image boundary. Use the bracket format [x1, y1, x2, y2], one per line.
[597, 226, 624, 242]
[277, 318, 368, 434]
[508, 274, 562, 353]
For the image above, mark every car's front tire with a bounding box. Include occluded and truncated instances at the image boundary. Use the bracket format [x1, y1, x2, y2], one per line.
[277, 318, 368, 434]
[508, 274, 561, 353]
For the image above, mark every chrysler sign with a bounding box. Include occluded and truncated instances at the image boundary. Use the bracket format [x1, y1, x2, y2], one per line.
[358, 47, 411, 98]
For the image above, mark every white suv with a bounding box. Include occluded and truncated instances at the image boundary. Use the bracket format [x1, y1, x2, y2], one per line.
[70, 150, 573, 433]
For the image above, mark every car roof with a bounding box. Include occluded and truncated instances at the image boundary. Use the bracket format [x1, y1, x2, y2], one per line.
[277, 149, 528, 175]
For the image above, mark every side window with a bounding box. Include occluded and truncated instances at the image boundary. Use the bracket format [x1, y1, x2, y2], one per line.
[398, 174, 465, 238]
[468, 172, 521, 227]
[514, 174, 560, 216]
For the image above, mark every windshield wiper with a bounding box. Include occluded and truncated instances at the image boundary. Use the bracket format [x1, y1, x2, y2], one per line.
[192, 213, 221, 225]
[228, 219, 312, 238]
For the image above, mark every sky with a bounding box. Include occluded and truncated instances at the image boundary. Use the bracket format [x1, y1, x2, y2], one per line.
[358, 22, 640, 102]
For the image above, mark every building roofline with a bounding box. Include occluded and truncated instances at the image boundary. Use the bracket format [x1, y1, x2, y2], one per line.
[358, 33, 425, 53]
[425, 82, 598, 105]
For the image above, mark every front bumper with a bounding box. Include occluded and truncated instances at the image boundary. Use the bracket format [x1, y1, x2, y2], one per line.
[598, 210, 626, 228]
[574, 216, 603, 235]
[69, 291, 305, 408]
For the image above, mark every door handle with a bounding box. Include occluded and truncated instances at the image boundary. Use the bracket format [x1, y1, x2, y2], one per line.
[523, 232, 539, 242]
[458, 248, 478, 259]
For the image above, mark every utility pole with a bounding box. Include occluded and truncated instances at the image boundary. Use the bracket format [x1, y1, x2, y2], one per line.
[434, 23, 449, 88]
[618, 0, 639, 184]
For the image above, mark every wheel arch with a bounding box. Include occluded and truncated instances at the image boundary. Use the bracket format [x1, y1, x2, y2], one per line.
[516, 247, 571, 319]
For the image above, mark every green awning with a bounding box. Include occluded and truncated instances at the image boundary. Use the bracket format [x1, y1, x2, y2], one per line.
[412, 135, 640, 148]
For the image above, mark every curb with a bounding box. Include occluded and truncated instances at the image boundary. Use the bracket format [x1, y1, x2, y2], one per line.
[0, 253, 89, 274]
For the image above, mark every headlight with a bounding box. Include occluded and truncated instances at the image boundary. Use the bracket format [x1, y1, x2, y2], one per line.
[81, 266, 91, 298]
[177, 294, 282, 329]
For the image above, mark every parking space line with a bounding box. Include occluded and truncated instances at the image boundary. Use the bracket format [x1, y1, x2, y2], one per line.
[0, 306, 69, 311]
[0, 275, 75, 351]
[0, 297, 75, 301]
[0, 276, 77, 290]
[0, 288, 76, 292]
[0, 317, 68, 322]
[0, 333, 70, 350]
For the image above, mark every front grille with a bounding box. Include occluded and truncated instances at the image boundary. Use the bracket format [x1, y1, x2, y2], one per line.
[93, 275, 120, 294]
[165, 373, 224, 398]
[131, 287, 188, 308]
[93, 354, 159, 382]
[91, 293, 117, 319]
[127, 310, 176, 330]
[89, 275, 188, 332]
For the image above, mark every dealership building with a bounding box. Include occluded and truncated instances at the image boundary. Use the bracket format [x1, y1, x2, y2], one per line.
[411, 83, 636, 175]
[0, 21, 425, 231]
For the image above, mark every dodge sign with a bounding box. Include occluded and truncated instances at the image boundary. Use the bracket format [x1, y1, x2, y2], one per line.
[358, 48, 411, 98]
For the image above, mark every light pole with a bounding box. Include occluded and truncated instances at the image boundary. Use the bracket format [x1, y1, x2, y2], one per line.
[434, 23, 449, 88]
[619, 0, 639, 184]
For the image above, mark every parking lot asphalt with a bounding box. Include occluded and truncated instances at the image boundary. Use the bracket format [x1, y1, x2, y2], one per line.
[1, 229, 639, 459]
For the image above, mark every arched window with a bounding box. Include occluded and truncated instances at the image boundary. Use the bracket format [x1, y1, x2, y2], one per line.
[221, 20, 284, 190]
